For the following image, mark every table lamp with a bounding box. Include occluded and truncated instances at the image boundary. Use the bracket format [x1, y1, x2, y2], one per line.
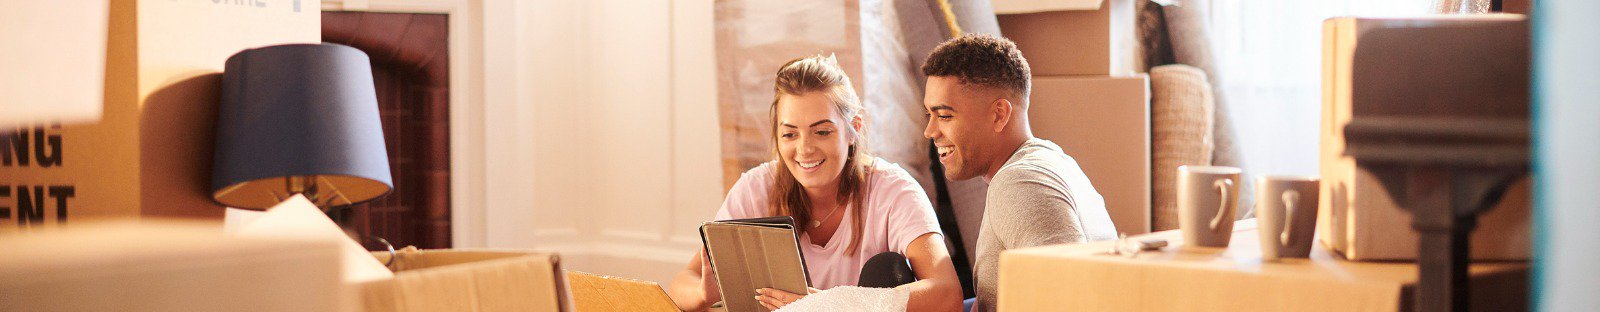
[211, 43, 392, 210]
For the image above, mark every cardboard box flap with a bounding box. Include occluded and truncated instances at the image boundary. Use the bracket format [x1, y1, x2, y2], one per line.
[360, 249, 570, 312]
[993, 0, 1104, 14]
[565, 271, 679, 312]
[0, 221, 345, 312]
[376, 248, 548, 271]
[0, 220, 338, 282]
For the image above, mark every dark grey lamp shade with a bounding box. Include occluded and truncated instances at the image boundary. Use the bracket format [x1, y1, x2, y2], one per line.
[211, 43, 392, 209]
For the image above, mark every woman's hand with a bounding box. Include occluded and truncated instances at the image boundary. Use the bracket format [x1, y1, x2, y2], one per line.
[897, 233, 964, 312]
[754, 287, 820, 311]
[668, 251, 722, 311]
[700, 253, 720, 300]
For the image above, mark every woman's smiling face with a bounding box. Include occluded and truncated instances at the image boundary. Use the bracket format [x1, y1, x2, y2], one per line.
[776, 91, 856, 191]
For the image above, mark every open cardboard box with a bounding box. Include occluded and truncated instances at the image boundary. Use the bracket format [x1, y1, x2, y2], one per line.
[362, 249, 573, 312]
[360, 249, 688, 312]
[231, 195, 576, 311]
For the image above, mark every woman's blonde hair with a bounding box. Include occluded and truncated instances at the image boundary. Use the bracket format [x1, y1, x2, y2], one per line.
[768, 54, 873, 254]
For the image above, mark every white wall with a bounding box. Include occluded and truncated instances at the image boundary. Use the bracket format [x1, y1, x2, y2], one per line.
[476, 0, 724, 285]
[326, 0, 722, 285]
[1205, 0, 1434, 179]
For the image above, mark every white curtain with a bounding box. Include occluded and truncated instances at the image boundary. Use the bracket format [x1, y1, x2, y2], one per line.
[1201, 0, 1434, 179]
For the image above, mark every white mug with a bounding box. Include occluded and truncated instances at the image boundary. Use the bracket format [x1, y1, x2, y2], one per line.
[1177, 165, 1242, 248]
[1255, 175, 1320, 260]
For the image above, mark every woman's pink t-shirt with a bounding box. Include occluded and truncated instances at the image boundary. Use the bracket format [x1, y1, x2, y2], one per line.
[713, 158, 942, 290]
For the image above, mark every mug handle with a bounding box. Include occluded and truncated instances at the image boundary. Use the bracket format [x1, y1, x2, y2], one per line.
[1280, 190, 1301, 245]
[1208, 179, 1235, 231]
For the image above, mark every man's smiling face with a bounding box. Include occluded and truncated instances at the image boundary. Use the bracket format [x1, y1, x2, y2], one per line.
[923, 76, 999, 181]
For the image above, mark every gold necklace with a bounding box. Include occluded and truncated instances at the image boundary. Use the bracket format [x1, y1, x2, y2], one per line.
[810, 204, 843, 228]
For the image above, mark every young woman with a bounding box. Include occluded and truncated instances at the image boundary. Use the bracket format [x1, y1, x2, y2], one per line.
[667, 55, 963, 312]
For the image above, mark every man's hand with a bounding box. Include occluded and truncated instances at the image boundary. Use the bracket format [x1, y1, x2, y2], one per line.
[754, 287, 820, 311]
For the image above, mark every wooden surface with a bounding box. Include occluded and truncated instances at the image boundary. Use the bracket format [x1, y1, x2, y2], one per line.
[998, 219, 1528, 311]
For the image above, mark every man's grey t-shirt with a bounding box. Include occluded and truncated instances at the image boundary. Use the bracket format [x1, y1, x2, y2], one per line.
[972, 138, 1118, 312]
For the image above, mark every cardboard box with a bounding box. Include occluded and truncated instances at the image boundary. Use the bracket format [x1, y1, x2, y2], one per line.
[362, 249, 572, 312]
[995, 0, 1137, 76]
[0, 221, 346, 312]
[565, 271, 680, 312]
[1318, 16, 1531, 261]
[0, 0, 320, 232]
[0, 1, 109, 128]
[998, 219, 1528, 311]
[1029, 75, 1151, 234]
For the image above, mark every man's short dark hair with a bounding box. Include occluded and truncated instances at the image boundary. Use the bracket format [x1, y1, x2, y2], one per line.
[921, 34, 1031, 98]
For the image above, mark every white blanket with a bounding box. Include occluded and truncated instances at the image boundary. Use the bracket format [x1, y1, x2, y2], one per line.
[777, 286, 910, 312]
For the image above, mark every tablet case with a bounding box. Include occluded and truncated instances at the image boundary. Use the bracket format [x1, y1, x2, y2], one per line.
[699, 216, 812, 311]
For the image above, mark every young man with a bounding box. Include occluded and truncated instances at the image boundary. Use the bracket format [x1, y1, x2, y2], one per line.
[920, 34, 1118, 312]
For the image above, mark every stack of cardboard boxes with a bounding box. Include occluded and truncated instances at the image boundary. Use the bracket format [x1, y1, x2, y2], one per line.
[996, 14, 1534, 311]
[995, 0, 1152, 234]
[0, 0, 322, 233]
[0, 2, 602, 310]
